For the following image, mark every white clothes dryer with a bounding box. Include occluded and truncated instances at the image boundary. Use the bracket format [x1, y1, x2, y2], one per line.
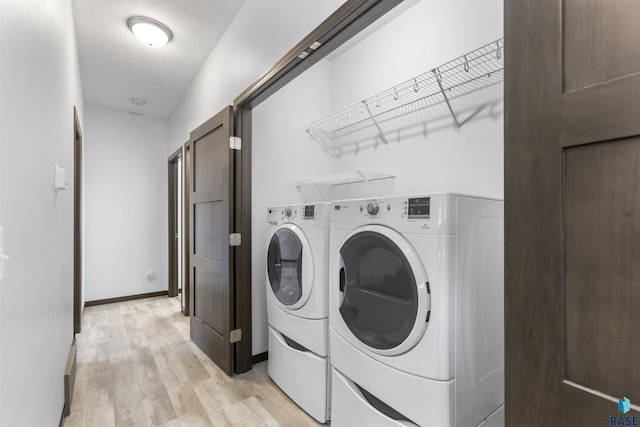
[329, 194, 504, 427]
[266, 203, 330, 423]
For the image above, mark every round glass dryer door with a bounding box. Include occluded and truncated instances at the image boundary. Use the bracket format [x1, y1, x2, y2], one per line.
[337, 225, 430, 355]
[267, 224, 313, 309]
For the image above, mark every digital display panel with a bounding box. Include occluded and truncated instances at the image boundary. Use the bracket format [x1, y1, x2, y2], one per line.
[304, 205, 315, 218]
[408, 197, 430, 219]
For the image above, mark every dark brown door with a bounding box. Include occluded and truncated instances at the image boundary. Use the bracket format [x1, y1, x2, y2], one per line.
[506, 1, 640, 425]
[188, 106, 235, 375]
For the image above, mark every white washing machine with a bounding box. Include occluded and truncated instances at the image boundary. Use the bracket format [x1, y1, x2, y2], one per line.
[266, 203, 330, 423]
[329, 194, 504, 427]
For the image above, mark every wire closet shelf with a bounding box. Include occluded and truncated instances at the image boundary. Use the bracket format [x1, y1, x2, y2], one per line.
[295, 169, 395, 202]
[295, 169, 395, 187]
[305, 38, 504, 155]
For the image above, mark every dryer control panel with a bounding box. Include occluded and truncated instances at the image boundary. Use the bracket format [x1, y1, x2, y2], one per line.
[356, 197, 430, 220]
[330, 193, 459, 234]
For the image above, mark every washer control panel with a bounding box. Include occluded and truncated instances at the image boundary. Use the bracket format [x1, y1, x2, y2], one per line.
[267, 203, 330, 227]
[267, 206, 298, 221]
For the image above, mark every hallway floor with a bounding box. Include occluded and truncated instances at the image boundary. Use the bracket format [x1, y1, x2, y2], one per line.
[65, 296, 321, 426]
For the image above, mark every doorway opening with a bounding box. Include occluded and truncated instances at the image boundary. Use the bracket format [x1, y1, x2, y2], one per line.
[168, 147, 186, 314]
[73, 106, 83, 334]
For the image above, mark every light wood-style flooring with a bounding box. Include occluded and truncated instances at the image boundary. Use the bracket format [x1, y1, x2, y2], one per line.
[64, 296, 322, 426]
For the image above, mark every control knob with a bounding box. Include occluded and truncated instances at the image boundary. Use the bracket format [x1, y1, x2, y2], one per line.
[366, 202, 379, 216]
[284, 207, 292, 217]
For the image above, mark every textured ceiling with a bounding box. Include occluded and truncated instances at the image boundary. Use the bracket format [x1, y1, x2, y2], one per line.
[71, 0, 245, 118]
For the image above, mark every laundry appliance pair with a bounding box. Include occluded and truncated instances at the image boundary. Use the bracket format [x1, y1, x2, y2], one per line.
[266, 193, 504, 427]
[266, 203, 331, 423]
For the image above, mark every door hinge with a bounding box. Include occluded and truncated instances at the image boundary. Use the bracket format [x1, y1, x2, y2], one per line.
[229, 233, 241, 246]
[230, 329, 242, 343]
[229, 136, 241, 150]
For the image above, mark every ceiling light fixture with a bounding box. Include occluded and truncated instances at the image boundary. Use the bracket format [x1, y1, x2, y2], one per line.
[130, 97, 146, 106]
[127, 17, 173, 48]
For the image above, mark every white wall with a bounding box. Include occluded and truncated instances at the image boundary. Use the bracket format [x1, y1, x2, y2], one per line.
[329, 0, 504, 199]
[167, 0, 344, 154]
[166, 0, 343, 355]
[84, 104, 167, 301]
[251, 60, 334, 354]
[0, 0, 84, 425]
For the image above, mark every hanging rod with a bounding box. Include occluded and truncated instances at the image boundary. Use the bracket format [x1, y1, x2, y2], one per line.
[306, 38, 504, 152]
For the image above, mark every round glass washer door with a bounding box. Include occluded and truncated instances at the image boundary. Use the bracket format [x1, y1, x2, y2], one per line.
[267, 224, 314, 310]
[336, 224, 430, 356]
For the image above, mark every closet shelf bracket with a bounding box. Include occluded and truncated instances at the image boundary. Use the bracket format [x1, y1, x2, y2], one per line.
[433, 68, 461, 130]
[363, 101, 389, 145]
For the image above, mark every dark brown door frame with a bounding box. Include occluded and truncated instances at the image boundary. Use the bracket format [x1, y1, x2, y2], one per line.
[168, 147, 182, 299]
[73, 106, 83, 335]
[183, 140, 191, 316]
[230, 0, 404, 373]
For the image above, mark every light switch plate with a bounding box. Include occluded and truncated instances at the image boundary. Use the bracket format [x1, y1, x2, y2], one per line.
[54, 165, 68, 190]
[0, 226, 6, 280]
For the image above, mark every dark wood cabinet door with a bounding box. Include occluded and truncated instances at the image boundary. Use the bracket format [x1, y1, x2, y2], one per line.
[506, 1, 640, 425]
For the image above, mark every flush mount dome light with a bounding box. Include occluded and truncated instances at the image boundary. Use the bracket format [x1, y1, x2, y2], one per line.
[127, 17, 173, 48]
